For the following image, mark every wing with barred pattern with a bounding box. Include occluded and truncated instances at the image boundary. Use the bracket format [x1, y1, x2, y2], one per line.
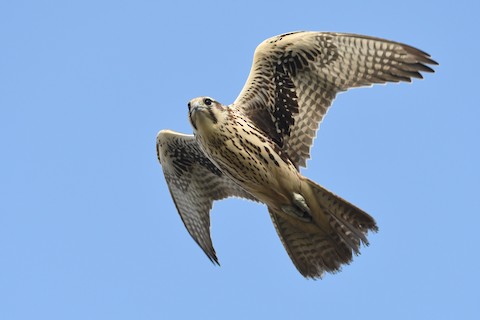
[234, 31, 437, 168]
[156, 130, 257, 264]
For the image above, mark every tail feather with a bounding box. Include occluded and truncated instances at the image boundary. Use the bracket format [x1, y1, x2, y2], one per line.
[268, 178, 378, 278]
[268, 208, 352, 278]
[312, 182, 378, 251]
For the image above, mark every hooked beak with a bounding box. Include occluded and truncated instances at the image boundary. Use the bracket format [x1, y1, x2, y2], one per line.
[188, 103, 207, 131]
[188, 100, 207, 117]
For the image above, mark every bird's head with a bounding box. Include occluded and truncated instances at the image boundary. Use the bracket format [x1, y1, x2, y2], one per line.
[188, 97, 228, 133]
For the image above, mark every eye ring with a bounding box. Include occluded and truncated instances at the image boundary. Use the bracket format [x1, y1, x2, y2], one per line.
[204, 98, 212, 106]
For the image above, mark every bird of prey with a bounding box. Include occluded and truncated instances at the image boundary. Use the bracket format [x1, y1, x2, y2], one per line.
[156, 31, 436, 279]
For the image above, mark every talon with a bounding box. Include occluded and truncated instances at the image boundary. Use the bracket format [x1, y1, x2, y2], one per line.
[293, 192, 311, 215]
[281, 205, 312, 222]
[281, 193, 312, 222]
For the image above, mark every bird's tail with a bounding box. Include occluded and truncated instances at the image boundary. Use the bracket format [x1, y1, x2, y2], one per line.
[268, 177, 378, 279]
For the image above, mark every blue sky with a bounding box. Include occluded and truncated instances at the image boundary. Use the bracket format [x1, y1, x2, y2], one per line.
[1, 0, 478, 319]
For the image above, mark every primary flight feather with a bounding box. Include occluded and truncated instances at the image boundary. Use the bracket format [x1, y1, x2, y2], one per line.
[156, 31, 436, 278]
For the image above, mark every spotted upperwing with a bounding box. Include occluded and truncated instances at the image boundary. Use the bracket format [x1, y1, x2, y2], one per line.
[234, 31, 437, 169]
[156, 130, 257, 264]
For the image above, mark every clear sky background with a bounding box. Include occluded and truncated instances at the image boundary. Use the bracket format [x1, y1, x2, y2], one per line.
[1, 1, 478, 319]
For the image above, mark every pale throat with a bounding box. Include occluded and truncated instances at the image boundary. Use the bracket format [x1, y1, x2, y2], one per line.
[192, 110, 221, 140]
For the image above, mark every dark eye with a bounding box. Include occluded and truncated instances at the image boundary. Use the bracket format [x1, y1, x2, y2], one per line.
[204, 98, 212, 106]
[187, 102, 191, 110]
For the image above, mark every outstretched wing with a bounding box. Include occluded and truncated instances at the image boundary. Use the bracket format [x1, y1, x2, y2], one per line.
[156, 130, 256, 264]
[234, 31, 437, 168]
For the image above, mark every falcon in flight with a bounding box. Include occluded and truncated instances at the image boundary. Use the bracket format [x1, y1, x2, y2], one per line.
[156, 31, 436, 278]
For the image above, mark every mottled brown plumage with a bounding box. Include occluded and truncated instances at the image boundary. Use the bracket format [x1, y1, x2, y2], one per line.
[156, 31, 436, 278]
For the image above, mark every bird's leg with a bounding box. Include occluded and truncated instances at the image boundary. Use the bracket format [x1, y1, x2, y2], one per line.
[281, 193, 312, 222]
[293, 192, 311, 214]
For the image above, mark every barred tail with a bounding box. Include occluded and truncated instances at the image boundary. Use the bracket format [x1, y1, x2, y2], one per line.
[268, 178, 378, 278]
